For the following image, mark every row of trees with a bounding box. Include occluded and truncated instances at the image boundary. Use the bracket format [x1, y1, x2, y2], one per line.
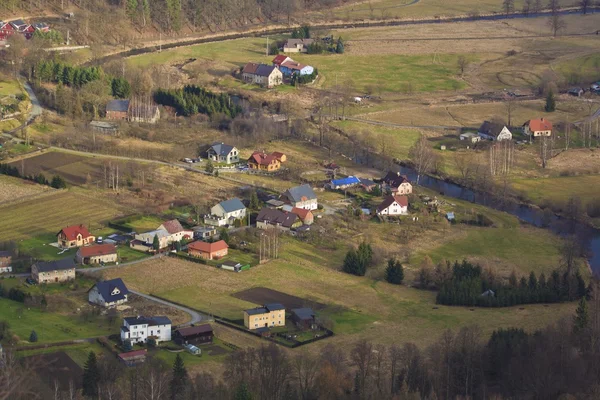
[0, 163, 67, 189]
[153, 85, 241, 118]
[436, 260, 587, 307]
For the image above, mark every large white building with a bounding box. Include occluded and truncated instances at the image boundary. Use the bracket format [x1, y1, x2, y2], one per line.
[120, 316, 172, 345]
[88, 278, 129, 308]
[206, 198, 247, 227]
[281, 184, 318, 211]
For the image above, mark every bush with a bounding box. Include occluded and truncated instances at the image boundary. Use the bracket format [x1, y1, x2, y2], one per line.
[29, 330, 38, 343]
[385, 259, 404, 285]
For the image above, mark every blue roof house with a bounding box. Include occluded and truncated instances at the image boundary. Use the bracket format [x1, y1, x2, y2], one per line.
[329, 176, 361, 190]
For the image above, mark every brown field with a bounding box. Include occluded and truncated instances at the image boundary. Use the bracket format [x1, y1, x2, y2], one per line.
[232, 287, 326, 311]
[0, 175, 54, 203]
[27, 352, 83, 394]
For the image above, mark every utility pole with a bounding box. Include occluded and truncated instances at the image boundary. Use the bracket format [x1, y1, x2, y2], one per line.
[266, 36, 269, 56]
[159, 32, 162, 52]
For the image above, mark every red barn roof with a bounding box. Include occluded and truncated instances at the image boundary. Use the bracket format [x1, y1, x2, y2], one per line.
[248, 151, 278, 166]
[160, 219, 184, 234]
[59, 225, 92, 240]
[291, 207, 311, 219]
[188, 240, 228, 254]
[78, 244, 117, 258]
[118, 349, 147, 360]
[272, 55, 289, 65]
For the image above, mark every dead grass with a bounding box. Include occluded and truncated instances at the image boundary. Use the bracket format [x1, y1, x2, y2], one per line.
[0, 175, 53, 203]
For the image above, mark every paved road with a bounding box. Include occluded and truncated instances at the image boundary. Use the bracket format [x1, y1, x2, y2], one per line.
[23, 81, 42, 123]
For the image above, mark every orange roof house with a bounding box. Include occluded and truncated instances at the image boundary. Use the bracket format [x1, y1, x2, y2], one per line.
[247, 151, 282, 172]
[57, 225, 95, 249]
[523, 118, 553, 137]
[187, 240, 229, 260]
[291, 207, 314, 225]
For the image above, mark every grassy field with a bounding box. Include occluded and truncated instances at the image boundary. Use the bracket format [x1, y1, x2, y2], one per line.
[0, 76, 22, 97]
[511, 175, 600, 207]
[0, 175, 53, 204]
[555, 53, 600, 84]
[0, 189, 125, 241]
[117, 215, 166, 232]
[19, 234, 78, 261]
[104, 232, 576, 350]
[206, 248, 259, 267]
[17, 342, 111, 367]
[0, 297, 116, 343]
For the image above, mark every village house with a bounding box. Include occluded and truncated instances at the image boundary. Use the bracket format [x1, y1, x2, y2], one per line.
[205, 198, 247, 227]
[256, 208, 302, 231]
[241, 63, 283, 88]
[206, 142, 239, 164]
[32, 22, 50, 32]
[118, 349, 147, 367]
[157, 219, 192, 243]
[382, 172, 413, 195]
[329, 176, 361, 190]
[377, 195, 409, 216]
[244, 303, 286, 330]
[133, 229, 170, 251]
[478, 121, 513, 141]
[76, 243, 118, 265]
[0, 251, 12, 274]
[459, 132, 481, 143]
[173, 324, 214, 346]
[279, 60, 315, 77]
[281, 184, 318, 210]
[88, 278, 129, 307]
[290, 308, 317, 330]
[106, 99, 160, 124]
[193, 226, 218, 241]
[523, 118, 552, 138]
[120, 316, 172, 345]
[105, 99, 129, 121]
[283, 38, 314, 53]
[290, 207, 314, 225]
[57, 225, 95, 249]
[247, 151, 283, 172]
[359, 178, 377, 192]
[31, 258, 76, 284]
[187, 240, 229, 260]
[272, 55, 292, 68]
[0, 21, 15, 40]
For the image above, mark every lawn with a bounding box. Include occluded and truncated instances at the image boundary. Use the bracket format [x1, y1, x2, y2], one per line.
[0, 297, 117, 343]
[0, 189, 124, 241]
[19, 234, 78, 261]
[104, 236, 577, 350]
[511, 175, 600, 208]
[17, 342, 110, 367]
[555, 53, 600, 84]
[116, 215, 166, 233]
[207, 248, 258, 268]
[117, 246, 150, 263]
[0, 76, 23, 97]
[152, 338, 233, 366]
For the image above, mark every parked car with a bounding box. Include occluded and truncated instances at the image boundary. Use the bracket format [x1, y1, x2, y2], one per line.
[26, 278, 37, 285]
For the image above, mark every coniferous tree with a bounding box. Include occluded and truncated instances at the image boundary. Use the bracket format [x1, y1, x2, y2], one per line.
[574, 297, 589, 334]
[205, 159, 215, 174]
[249, 191, 260, 210]
[509, 270, 518, 287]
[343, 248, 360, 276]
[170, 353, 187, 400]
[82, 351, 99, 397]
[545, 90, 556, 112]
[234, 382, 253, 400]
[336, 37, 345, 54]
[152, 234, 160, 251]
[385, 258, 404, 285]
[219, 228, 230, 244]
[528, 271, 538, 290]
[50, 175, 67, 189]
[29, 330, 38, 342]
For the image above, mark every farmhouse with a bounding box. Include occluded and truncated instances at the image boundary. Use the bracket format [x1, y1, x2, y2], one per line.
[329, 176, 361, 190]
[133, 229, 170, 250]
[272, 55, 292, 67]
[244, 303, 286, 330]
[247, 151, 283, 171]
[241, 63, 283, 88]
[382, 172, 413, 195]
[291, 207, 314, 225]
[31, 258, 76, 284]
[459, 132, 481, 143]
[106, 99, 160, 124]
[0, 21, 15, 40]
[105, 99, 129, 121]
[187, 240, 228, 260]
[478, 121, 513, 141]
[283, 38, 314, 53]
[359, 178, 377, 192]
[377, 195, 409, 216]
[157, 219, 192, 243]
[120, 316, 172, 344]
[290, 308, 317, 330]
[173, 324, 214, 345]
[0, 251, 12, 273]
[118, 349, 147, 367]
[523, 118, 552, 137]
[279, 60, 314, 77]
[88, 278, 129, 307]
[57, 225, 95, 249]
[256, 208, 301, 231]
[206, 198, 246, 227]
[76, 243, 117, 265]
[206, 142, 239, 164]
[281, 184, 318, 210]
[10, 20, 30, 32]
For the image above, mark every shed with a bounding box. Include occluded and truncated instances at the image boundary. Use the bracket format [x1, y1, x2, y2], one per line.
[290, 308, 317, 330]
[174, 324, 214, 345]
[118, 349, 147, 366]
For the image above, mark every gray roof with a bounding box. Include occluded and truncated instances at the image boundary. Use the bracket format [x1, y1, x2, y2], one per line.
[124, 316, 171, 326]
[245, 307, 268, 316]
[218, 198, 245, 213]
[478, 121, 504, 137]
[256, 208, 299, 228]
[106, 99, 130, 113]
[209, 142, 235, 157]
[265, 303, 285, 311]
[93, 278, 129, 303]
[291, 307, 315, 320]
[283, 184, 317, 203]
[244, 304, 285, 315]
[33, 257, 76, 273]
[0, 251, 11, 258]
[255, 64, 276, 77]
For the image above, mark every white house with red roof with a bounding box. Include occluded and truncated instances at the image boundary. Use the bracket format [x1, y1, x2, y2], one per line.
[272, 55, 291, 67]
[57, 225, 95, 249]
[376, 195, 409, 216]
[523, 118, 552, 138]
[157, 219, 193, 243]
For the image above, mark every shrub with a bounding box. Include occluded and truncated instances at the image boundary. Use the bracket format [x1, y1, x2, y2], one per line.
[29, 330, 38, 343]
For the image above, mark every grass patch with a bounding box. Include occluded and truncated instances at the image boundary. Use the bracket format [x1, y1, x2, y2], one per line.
[555, 53, 600, 84]
[117, 246, 150, 263]
[17, 342, 109, 367]
[206, 248, 258, 268]
[118, 215, 166, 233]
[511, 175, 600, 207]
[19, 234, 77, 261]
[0, 297, 116, 343]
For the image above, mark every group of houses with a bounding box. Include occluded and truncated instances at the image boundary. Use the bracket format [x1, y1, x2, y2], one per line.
[0, 19, 50, 41]
[241, 53, 315, 88]
[460, 118, 553, 143]
[106, 98, 160, 124]
[205, 142, 289, 172]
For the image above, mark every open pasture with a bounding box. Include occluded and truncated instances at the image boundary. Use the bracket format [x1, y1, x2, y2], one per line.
[0, 175, 54, 204]
[232, 287, 327, 310]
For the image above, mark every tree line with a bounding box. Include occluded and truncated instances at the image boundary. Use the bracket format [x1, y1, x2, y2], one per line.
[436, 260, 587, 307]
[153, 85, 241, 118]
[0, 163, 67, 189]
[5, 283, 600, 399]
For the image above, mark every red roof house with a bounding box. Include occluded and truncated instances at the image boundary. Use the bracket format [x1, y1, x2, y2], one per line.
[523, 118, 553, 137]
[247, 151, 282, 171]
[291, 207, 314, 225]
[57, 225, 95, 249]
[376, 195, 409, 216]
[76, 244, 118, 265]
[272, 55, 291, 66]
[187, 240, 228, 260]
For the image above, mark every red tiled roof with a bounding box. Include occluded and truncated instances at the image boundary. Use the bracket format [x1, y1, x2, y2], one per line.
[281, 60, 306, 71]
[377, 195, 408, 212]
[242, 62, 260, 74]
[527, 118, 553, 132]
[59, 225, 92, 240]
[271, 152, 285, 160]
[272, 55, 289, 65]
[79, 243, 117, 257]
[161, 219, 184, 234]
[248, 151, 278, 166]
[291, 207, 310, 219]
[188, 240, 228, 254]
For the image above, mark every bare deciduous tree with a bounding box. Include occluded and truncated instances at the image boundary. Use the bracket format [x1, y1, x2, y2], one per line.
[547, 13, 566, 36]
[457, 55, 468, 76]
[409, 135, 436, 184]
[503, 0, 515, 15]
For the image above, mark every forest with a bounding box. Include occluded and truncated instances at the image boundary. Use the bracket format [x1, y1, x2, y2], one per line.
[154, 85, 241, 118]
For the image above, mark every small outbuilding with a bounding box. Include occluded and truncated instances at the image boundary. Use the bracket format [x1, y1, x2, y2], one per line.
[174, 324, 214, 346]
[118, 349, 147, 367]
[290, 308, 317, 330]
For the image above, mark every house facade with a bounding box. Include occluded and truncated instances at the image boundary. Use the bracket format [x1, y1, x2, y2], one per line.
[207, 198, 246, 227]
[76, 243, 118, 265]
[241, 63, 283, 88]
[247, 151, 282, 171]
[523, 118, 552, 137]
[376, 195, 409, 216]
[281, 184, 318, 210]
[120, 316, 172, 344]
[0, 251, 12, 274]
[187, 240, 229, 260]
[0, 21, 15, 40]
[283, 39, 314, 53]
[173, 324, 214, 345]
[382, 172, 413, 195]
[206, 142, 239, 164]
[57, 225, 95, 249]
[256, 208, 301, 231]
[106, 99, 129, 120]
[478, 121, 513, 141]
[290, 308, 317, 330]
[106, 99, 160, 123]
[134, 229, 170, 250]
[31, 258, 76, 284]
[193, 226, 218, 241]
[329, 176, 361, 190]
[272, 55, 292, 67]
[244, 303, 286, 330]
[157, 219, 192, 243]
[279, 60, 314, 76]
[291, 207, 314, 225]
[88, 278, 129, 307]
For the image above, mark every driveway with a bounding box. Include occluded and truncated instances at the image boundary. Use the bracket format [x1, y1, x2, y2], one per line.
[23, 81, 42, 123]
[129, 290, 207, 327]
